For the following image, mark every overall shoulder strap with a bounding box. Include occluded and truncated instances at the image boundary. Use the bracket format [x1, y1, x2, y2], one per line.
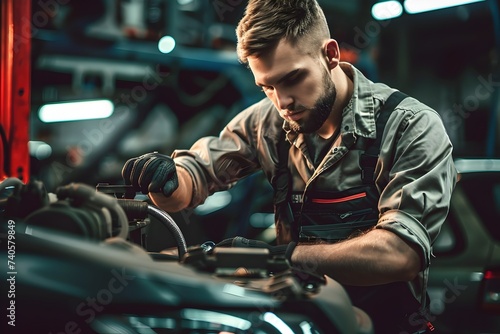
[360, 90, 408, 184]
[273, 130, 291, 206]
[272, 131, 296, 243]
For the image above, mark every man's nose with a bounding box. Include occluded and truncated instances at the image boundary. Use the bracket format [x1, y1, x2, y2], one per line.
[275, 89, 294, 111]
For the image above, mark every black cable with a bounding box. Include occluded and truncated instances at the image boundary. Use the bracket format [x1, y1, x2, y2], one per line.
[147, 205, 187, 260]
[116, 199, 188, 260]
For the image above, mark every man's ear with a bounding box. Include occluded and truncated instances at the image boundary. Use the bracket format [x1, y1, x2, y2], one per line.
[323, 39, 340, 69]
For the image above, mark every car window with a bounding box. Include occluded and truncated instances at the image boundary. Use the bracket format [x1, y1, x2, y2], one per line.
[433, 172, 500, 255]
[459, 173, 500, 242]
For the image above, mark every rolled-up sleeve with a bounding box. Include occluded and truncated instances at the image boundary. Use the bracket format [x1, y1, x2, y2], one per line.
[375, 103, 457, 270]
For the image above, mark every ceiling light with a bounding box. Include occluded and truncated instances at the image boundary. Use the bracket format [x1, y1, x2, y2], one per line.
[372, 1, 404, 20]
[158, 36, 176, 54]
[404, 0, 485, 14]
[38, 99, 114, 123]
[29, 141, 52, 160]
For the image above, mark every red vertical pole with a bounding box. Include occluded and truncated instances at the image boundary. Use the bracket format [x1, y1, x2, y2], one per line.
[0, 0, 31, 182]
[0, 0, 13, 181]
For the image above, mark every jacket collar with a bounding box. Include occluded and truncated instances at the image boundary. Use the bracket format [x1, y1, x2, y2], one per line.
[340, 63, 377, 142]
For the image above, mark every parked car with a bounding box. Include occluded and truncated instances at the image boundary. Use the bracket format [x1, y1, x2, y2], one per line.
[427, 158, 500, 334]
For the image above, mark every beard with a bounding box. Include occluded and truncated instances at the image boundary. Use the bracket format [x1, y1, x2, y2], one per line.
[288, 71, 337, 134]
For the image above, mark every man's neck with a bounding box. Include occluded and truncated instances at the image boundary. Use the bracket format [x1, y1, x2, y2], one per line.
[316, 68, 354, 139]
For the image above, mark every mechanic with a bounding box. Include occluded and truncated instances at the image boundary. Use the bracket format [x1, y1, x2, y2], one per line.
[122, 0, 457, 332]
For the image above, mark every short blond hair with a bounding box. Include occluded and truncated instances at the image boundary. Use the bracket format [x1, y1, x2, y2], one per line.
[236, 0, 330, 64]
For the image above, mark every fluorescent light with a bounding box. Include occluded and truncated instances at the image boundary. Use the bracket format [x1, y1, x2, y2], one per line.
[158, 35, 176, 54]
[404, 0, 485, 14]
[38, 99, 114, 123]
[372, 1, 403, 20]
[454, 159, 500, 173]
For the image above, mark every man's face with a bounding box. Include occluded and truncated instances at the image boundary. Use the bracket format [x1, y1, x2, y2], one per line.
[248, 38, 336, 133]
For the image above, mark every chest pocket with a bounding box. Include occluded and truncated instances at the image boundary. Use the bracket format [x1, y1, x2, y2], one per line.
[292, 184, 379, 242]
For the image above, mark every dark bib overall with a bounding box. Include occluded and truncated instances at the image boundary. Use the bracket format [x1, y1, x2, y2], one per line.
[272, 91, 434, 334]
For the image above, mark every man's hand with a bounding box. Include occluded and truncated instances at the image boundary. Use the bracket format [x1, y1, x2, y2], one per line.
[122, 152, 178, 196]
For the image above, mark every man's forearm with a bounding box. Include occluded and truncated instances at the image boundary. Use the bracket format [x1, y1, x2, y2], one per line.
[149, 167, 193, 212]
[291, 228, 422, 286]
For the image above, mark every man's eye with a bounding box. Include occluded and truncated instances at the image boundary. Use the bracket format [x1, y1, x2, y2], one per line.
[284, 73, 302, 86]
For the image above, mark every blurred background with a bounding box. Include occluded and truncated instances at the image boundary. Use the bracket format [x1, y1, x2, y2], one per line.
[24, 0, 499, 191]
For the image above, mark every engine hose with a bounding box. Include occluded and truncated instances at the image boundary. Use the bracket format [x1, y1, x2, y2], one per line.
[147, 205, 187, 260]
[108, 201, 129, 240]
[56, 183, 129, 240]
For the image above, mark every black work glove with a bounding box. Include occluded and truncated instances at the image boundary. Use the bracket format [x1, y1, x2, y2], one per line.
[122, 152, 178, 196]
[217, 236, 297, 264]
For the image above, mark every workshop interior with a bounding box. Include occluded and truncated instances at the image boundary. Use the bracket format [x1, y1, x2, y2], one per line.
[1, 0, 500, 333]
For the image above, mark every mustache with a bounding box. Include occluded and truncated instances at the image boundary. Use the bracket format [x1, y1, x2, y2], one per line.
[284, 105, 307, 114]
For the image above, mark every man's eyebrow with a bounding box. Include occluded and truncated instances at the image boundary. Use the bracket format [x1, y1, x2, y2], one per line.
[276, 69, 300, 84]
[256, 69, 300, 86]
